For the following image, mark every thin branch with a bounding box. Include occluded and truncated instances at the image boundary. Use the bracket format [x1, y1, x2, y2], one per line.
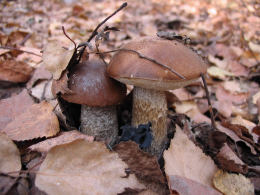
[77, 2, 127, 61]
[87, 2, 127, 43]
[62, 26, 76, 49]
[0, 46, 42, 57]
[95, 48, 186, 79]
[200, 73, 216, 130]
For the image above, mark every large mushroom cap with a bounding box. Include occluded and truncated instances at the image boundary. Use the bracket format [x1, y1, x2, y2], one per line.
[107, 37, 207, 90]
[52, 56, 126, 106]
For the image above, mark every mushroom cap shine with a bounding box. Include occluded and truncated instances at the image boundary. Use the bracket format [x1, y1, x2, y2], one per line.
[107, 37, 207, 90]
[52, 57, 126, 106]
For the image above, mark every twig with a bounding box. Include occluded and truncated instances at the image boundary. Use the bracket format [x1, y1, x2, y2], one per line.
[95, 48, 186, 79]
[87, 2, 127, 43]
[0, 46, 41, 57]
[200, 73, 216, 130]
[77, 2, 127, 61]
[62, 26, 76, 49]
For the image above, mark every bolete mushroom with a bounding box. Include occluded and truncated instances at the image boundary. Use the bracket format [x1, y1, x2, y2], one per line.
[52, 56, 126, 144]
[107, 37, 207, 156]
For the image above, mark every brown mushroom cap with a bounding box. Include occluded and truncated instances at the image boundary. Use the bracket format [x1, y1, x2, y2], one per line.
[52, 56, 126, 106]
[107, 37, 207, 90]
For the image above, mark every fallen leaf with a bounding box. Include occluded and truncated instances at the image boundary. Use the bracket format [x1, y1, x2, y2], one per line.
[29, 130, 94, 153]
[0, 133, 21, 176]
[230, 115, 256, 133]
[27, 64, 52, 88]
[0, 89, 34, 130]
[216, 143, 247, 174]
[35, 140, 145, 195]
[249, 42, 260, 54]
[0, 60, 34, 83]
[30, 80, 53, 101]
[207, 66, 234, 80]
[51, 70, 72, 96]
[213, 170, 254, 195]
[168, 175, 222, 195]
[42, 40, 74, 80]
[114, 141, 168, 195]
[252, 91, 260, 104]
[164, 125, 218, 187]
[2, 101, 59, 141]
[174, 101, 211, 123]
[208, 54, 228, 69]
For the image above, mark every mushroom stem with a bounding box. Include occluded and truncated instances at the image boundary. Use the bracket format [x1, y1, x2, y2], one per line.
[80, 105, 118, 144]
[132, 87, 167, 156]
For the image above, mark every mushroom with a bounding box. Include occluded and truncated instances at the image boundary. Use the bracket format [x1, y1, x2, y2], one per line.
[52, 56, 126, 144]
[107, 37, 207, 156]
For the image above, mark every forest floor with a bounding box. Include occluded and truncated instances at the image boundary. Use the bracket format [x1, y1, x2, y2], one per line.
[0, 0, 259, 194]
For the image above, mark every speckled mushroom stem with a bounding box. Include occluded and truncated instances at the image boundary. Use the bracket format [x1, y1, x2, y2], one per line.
[80, 105, 118, 145]
[132, 87, 168, 157]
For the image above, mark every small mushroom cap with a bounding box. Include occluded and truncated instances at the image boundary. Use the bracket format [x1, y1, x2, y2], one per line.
[52, 56, 126, 106]
[107, 37, 207, 90]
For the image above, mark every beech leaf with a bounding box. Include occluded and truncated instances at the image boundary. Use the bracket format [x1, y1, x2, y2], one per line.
[35, 140, 145, 195]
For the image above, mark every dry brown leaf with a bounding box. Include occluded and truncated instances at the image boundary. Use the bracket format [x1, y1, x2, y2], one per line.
[208, 54, 228, 69]
[213, 170, 254, 195]
[207, 66, 234, 80]
[35, 140, 145, 195]
[31, 80, 53, 100]
[0, 89, 34, 130]
[168, 175, 222, 195]
[114, 141, 168, 195]
[164, 125, 218, 187]
[215, 85, 249, 105]
[42, 40, 74, 80]
[0, 60, 34, 83]
[51, 70, 72, 96]
[0, 133, 21, 176]
[29, 130, 94, 153]
[2, 101, 59, 141]
[27, 64, 52, 88]
[231, 116, 256, 133]
[216, 143, 247, 174]
[174, 101, 211, 123]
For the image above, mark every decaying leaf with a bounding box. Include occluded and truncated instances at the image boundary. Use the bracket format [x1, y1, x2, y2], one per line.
[42, 40, 74, 80]
[213, 170, 254, 195]
[30, 80, 53, 101]
[114, 141, 168, 195]
[0, 89, 34, 130]
[168, 175, 222, 195]
[27, 64, 52, 88]
[35, 140, 145, 195]
[29, 130, 94, 153]
[216, 143, 247, 174]
[0, 133, 21, 176]
[2, 101, 59, 141]
[0, 60, 34, 83]
[164, 125, 218, 187]
[207, 66, 234, 80]
[51, 70, 73, 96]
[174, 101, 211, 123]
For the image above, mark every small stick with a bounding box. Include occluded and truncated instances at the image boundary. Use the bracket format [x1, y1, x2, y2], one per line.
[95, 48, 186, 79]
[0, 46, 41, 57]
[62, 26, 76, 49]
[77, 2, 127, 61]
[200, 73, 216, 130]
[87, 2, 127, 43]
